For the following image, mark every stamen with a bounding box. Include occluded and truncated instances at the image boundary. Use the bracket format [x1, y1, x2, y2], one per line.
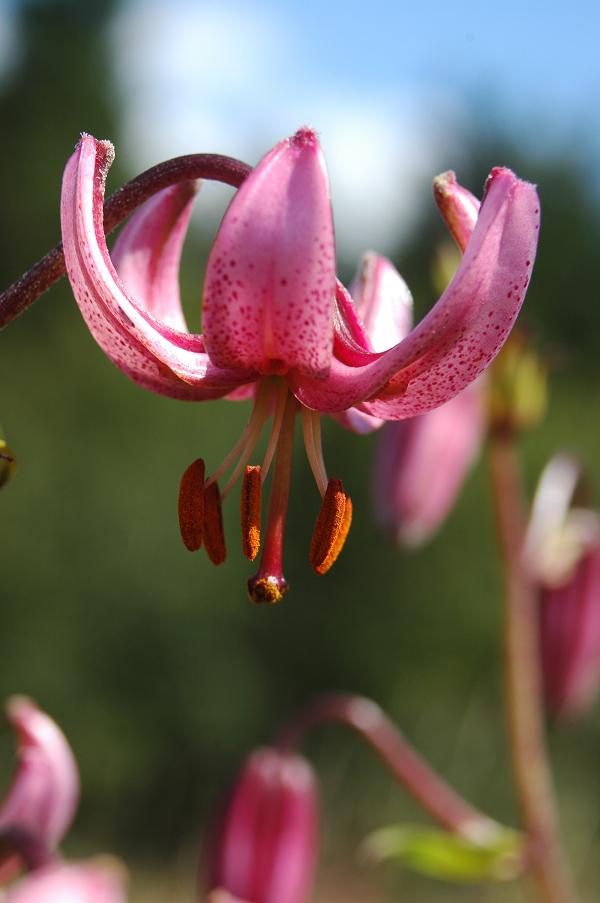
[203, 481, 227, 565]
[247, 393, 297, 604]
[241, 465, 262, 561]
[309, 478, 353, 574]
[206, 379, 274, 493]
[178, 458, 205, 551]
[301, 409, 328, 497]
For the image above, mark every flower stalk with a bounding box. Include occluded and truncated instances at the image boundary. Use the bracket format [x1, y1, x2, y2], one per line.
[0, 152, 251, 329]
[488, 430, 576, 903]
[276, 692, 499, 843]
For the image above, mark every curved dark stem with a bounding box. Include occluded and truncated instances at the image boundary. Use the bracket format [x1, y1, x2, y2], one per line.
[0, 152, 252, 330]
[276, 692, 500, 842]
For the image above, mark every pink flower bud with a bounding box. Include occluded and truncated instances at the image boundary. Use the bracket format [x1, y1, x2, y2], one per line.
[525, 455, 600, 718]
[373, 380, 485, 546]
[0, 697, 79, 880]
[208, 747, 319, 903]
[4, 860, 127, 902]
[539, 542, 600, 718]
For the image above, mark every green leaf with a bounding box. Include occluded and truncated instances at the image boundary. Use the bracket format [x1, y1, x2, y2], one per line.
[362, 824, 524, 884]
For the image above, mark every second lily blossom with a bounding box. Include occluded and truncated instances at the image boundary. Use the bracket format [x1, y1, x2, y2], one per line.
[61, 127, 540, 602]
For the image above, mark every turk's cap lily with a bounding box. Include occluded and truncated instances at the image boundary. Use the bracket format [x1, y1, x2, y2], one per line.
[3, 859, 128, 903]
[0, 697, 79, 881]
[60, 128, 539, 601]
[373, 379, 486, 547]
[208, 747, 319, 903]
[525, 455, 600, 717]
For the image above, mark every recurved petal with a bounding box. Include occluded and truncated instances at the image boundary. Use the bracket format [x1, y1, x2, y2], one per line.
[433, 171, 481, 253]
[61, 135, 252, 400]
[350, 253, 413, 351]
[4, 861, 128, 903]
[291, 168, 539, 417]
[0, 698, 79, 880]
[203, 127, 336, 377]
[111, 182, 197, 335]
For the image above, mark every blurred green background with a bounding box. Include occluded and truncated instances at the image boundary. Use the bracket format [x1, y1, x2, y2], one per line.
[1, 1, 599, 901]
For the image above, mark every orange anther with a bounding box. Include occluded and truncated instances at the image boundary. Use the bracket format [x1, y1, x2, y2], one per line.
[241, 465, 262, 561]
[309, 478, 352, 575]
[178, 458, 205, 551]
[203, 481, 227, 565]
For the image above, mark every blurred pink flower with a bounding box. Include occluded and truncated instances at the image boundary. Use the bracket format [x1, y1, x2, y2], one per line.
[208, 747, 319, 903]
[4, 861, 127, 903]
[525, 456, 600, 718]
[373, 379, 485, 546]
[0, 697, 79, 881]
[61, 127, 539, 601]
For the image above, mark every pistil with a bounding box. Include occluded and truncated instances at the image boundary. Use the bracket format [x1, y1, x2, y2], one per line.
[247, 393, 298, 604]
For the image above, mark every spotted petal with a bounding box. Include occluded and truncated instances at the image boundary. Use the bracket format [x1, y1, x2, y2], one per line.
[291, 168, 539, 417]
[0, 697, 79, 881]
[350, 252, 413, 351]
[203, 128, 336, 377]
[61, 135, 252, 400]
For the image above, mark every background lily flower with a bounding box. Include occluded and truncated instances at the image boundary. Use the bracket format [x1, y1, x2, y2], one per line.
[3, 860, 128, 903]
[0, 697, 79, 881]
[524, 455, 600, 718]
[207, 747, 319, 903]
[373, 380, 486, 547]
[61, 127, 539, 601]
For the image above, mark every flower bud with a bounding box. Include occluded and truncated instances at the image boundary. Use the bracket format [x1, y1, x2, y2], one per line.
[208, 747, 318, 903]
[0, 697, 79, 881]
[4, 860, 127, 902]
[539, 544, 600, 717]
[525, 455, 600, 717]
[373, 380, 485, 547]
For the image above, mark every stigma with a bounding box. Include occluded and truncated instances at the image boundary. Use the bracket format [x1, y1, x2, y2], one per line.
[177, 378, 352, 603]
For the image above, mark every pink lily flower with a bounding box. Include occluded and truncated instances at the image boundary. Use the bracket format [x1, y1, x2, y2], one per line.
[60, 127, 539, 603]
[208, 747, 318, 903]
[4, 861, 127, 903]
[525, 456, 600, 718]
[0, 697, 79, 881]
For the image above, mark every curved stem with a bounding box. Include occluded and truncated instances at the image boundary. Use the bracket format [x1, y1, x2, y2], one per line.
[488, 431, 576, 903]
[0, 152, 251, 329]
[276, 692, 500, 843]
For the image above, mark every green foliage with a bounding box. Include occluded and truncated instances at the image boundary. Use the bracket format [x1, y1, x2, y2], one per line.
[362, 824, 523, 884]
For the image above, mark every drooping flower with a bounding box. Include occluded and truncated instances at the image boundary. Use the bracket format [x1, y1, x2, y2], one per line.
[4, 860, 127, 903]
[60, 127, 540, 602]
[524, 455, 600, 718]
[0, 697, 79, 881]
[207, 747, 319, 903]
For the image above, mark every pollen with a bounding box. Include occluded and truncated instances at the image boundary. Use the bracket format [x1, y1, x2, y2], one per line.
[203, 480, 227, 565]
[309, 478, 352, 575]
[178, 458, 205, 551]
[241, 465, 262, 560]
[247, 574, 289, 605]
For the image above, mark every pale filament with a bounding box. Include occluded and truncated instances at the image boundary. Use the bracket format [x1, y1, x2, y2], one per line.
[301, 408, 328, 498]
[260, 380, 291, 483]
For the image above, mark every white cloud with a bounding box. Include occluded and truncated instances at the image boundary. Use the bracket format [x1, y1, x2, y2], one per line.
[108, 0, 467, 261]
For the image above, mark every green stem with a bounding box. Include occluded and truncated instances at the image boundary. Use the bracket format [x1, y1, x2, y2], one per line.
[488, 431, 575, 903]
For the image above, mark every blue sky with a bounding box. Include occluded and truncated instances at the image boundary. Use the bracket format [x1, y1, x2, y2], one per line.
[3, 0, 598, 257]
